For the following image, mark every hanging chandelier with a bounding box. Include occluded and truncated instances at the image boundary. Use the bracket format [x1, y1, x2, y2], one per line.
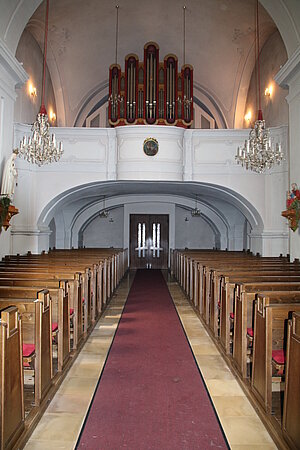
[191, 194, 201, 217]
[108, 5, 123, 108]
[99, 196, 109, 218]
[18, 0, 63, 166]
[235, 0, 283, 173]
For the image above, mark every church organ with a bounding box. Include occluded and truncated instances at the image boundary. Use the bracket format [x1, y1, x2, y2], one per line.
[108, 42, 193, 127]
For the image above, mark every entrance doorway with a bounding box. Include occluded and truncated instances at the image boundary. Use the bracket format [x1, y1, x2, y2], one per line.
[130, 214, 169, 269]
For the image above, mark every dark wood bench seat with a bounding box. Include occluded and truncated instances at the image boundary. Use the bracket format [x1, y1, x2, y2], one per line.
[0, 289, 52, 408]
[0, 280, 71, 372]
[251, 295, 300, 417]
[232, 285, 300, 378]
[282, 312, 300, 450]
[218, 278, 300, 354]
[0, 306, 24, 450]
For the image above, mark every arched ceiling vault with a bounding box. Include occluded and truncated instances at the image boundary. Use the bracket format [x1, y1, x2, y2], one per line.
[10, 0, 291, 128]
[37, 181, 264, 233]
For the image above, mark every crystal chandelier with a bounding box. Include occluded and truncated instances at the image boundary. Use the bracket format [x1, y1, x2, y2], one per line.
[108, 6, 123, 107]
[18, 0, 63, 166]
[235, 0, 282, 173]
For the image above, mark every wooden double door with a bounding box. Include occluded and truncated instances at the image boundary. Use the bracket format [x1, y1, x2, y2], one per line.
[130, 214, 169, 269]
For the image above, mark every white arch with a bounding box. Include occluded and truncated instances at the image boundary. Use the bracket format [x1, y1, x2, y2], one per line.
[37, 180, 263, 231]
[70, 194, 229, 249]
[1, 1, 300, 72]
[36, 180, 264, 255]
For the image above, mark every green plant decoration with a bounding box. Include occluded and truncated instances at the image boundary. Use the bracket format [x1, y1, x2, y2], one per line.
[0, 195, 11, 230]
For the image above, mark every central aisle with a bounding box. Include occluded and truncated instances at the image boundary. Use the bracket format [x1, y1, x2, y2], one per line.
[77, 270, 228, 449]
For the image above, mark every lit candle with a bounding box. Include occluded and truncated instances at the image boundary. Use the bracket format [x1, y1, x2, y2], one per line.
[246, 140, 250, 153]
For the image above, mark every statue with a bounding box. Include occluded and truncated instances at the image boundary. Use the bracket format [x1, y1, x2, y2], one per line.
[0, 150, 18, 201]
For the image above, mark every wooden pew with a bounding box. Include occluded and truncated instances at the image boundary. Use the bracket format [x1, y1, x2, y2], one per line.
[0, 265, 89, 344]
[0, 279, 70, 372]
[217, 272, 300, 354]
[0, 269, 84, 351]
[0, 306, 24, 450]
[282, 312, 300, 450]
[187, 256, 297, 322]
[0, 289, 52, 407]
[251, 294, 300, 414]
[179, 250, 290, 301]
[231, 283, 300, 378]
[216, 274, 300, 350]
[0, 258, 104, 330]
[208, 269, 300, 335]
[0, 248, 127, 449]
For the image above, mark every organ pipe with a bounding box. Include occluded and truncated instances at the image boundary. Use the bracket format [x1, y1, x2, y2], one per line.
[108, 42, 193, 127]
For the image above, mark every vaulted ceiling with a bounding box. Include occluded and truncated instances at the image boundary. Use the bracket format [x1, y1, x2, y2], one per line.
[23, 0, 279, 127]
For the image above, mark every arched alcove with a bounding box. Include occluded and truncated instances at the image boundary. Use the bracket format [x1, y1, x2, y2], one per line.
[37, 180, 264, 257]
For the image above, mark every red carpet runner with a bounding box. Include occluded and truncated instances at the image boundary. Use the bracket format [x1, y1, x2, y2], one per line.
[77, 270, 229, 449]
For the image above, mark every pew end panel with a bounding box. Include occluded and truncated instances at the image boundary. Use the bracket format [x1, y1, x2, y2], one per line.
[35, 290, 53, 406]
[252, 297, 300, 416]
[0, 306, 24, 450]
[282, 312, 300, 450]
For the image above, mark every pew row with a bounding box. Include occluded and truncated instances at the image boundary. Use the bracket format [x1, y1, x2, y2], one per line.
[0, 247, 128, 450]
[172, 249, 300, 450]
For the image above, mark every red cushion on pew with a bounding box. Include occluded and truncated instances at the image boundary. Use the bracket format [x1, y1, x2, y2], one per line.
[272, 349, 285, 365]
[23, 343, 35, 357]
[82, 298, 85, 303]
[23, 362, 30, 368]
[52, 322, 58, 332]
[230, 312, 234, 320]
[70, 308, 74, 315]
[217, 301, 220, 308]
[247, 328, 253, 337]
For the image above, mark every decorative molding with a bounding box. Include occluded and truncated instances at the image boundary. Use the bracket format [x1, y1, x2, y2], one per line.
[274, 45, 300, 89]
[0, 38, 28, 90]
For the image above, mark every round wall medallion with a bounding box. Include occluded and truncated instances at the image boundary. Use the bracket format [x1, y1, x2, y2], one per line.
[143, 137, 159, 156]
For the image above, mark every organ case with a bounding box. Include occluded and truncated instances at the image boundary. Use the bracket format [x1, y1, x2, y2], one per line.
[108, 42, 193, 127]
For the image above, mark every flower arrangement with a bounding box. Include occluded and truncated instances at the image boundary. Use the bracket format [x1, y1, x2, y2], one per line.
[282, 183, 300, 232]
[0, 195, 18, 232]
[0, 195, 11, 228]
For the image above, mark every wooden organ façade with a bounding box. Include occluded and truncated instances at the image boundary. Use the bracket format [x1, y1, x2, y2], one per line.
[108, 42, 193, 127]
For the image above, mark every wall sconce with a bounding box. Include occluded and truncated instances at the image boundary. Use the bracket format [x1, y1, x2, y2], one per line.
[49, 110, 56, 122]
[28, 83, 37, 98]
[244, 110, 252, 123]
[185, 216, 189, 222]
[264, 85, 273, 97]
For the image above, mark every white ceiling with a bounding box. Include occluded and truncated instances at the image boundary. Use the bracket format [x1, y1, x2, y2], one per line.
[24, 0, 278, 127]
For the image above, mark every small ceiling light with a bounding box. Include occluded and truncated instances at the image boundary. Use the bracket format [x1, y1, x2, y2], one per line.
[244, 110, 252, 122]
[49, 110, 56, 122]
[264, 85, 273, 97]
[28, 83, 37, 98]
